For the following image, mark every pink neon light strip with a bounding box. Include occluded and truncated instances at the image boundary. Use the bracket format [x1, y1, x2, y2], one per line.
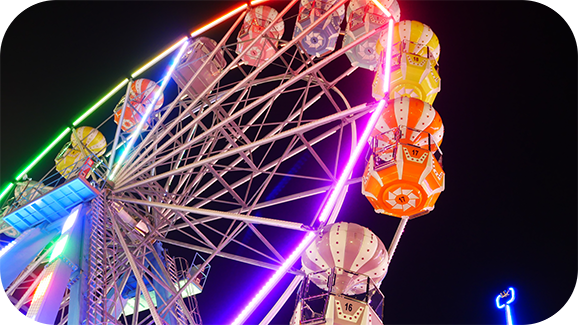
[318, 100, 387, 223]
[370, 0, 392, 17]
[382, 18, 394, 93]
[232, 15, 395, 325]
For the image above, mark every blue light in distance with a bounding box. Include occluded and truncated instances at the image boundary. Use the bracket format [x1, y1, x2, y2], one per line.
[496, 287, 516, 325]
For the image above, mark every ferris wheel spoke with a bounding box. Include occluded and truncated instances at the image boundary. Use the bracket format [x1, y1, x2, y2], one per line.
[204, 164, 249, 208]
[156, 220, 246, 319]
[128, 211, 291, 269]
[162, 211, 217, 250]
[112, 196, 310, 232]
[195, 221, 283, 265]
[157, 117, 362, 219]
[115, 2, 362, 187]
[130, 244, 192, 323]
[118, 68, 321, 189]
[145, 133, 339, 215]
[122, 73, 352, 190]
[113, 102, 372, 194]
[172, 223, 217, 250]
[113, 11, 249, 180]
[109, 207, 165, 325]
[164, 93, 310, 200]
[158, 237, 301, 276]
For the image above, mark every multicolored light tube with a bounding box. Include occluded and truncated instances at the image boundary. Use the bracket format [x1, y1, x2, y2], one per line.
[30, 272, 53, 305]
[232, 16, 395, 323]
[26, 258, 69, 322]
[0, 0, 271, 203]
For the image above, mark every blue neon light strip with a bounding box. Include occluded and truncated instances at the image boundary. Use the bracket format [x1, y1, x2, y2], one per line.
[109, 40, 189, 180]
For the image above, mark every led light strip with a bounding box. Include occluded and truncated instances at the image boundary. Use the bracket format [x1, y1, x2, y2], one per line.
[370, 0, 392, 18]
[232, 15, 395, 322]
[382, 18, 394, 93]
[0, 0, 270, 203]
[109, 40, 189, 180]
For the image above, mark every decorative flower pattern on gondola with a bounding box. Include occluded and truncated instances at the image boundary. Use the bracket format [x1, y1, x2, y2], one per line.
[236, 6, 284, 66]
[293, 0, 345, 57]
[343, 0, 401, 70]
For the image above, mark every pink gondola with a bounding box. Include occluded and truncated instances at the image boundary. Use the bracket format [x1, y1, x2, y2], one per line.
[236, 6, 285, 67]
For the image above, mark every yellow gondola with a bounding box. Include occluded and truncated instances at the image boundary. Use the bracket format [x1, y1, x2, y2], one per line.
[71, 126, 107, 157]
[372, 20, 441, 105]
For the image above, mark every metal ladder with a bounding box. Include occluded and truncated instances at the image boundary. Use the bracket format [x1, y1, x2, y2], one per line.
[86, 194, 107, 325]
[165, 253, 188, 325]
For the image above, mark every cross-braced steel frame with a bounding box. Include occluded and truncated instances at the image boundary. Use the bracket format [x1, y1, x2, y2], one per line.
[2, 1, 388, 324]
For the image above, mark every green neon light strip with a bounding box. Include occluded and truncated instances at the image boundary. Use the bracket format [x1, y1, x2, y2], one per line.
[15, 127, 71, 181]
[0, 183, 15, 201]
[0, 1, 266, 204]
[72, 79, 129, 126]
[49, 235, 69, 262]
[1, 33, 184, 204]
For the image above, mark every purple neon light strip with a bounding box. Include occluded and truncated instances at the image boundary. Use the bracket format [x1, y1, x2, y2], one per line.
[231, 100, 387, 325]
[318, 99, 387, 223]
[110, 40, 189, 180]
[319, 18, 393, 224]
[231, 17, 394, 324]
[231, 232, 316, 325]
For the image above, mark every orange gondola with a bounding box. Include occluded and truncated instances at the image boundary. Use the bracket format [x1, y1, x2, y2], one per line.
[362, 97, 445, 218]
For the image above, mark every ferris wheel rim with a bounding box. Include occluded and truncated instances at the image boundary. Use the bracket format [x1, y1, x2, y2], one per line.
[0, 1, 393, 324]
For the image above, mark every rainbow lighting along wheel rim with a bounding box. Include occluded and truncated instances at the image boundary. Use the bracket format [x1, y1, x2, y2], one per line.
[0, 1, 413, 325]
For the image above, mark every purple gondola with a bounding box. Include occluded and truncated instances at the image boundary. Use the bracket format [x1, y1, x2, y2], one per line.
[343, 0, 400, 71]
[292, 0, 345, 57]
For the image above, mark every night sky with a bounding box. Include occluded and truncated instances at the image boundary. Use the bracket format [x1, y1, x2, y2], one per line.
[1, 1, 577, 325]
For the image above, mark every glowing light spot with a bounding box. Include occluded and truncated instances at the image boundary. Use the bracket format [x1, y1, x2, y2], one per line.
[61, 207, 80, 234]
[370, 0, 392, 17]
[49, 235, 69, 262]
[31, 272, 53, 304]
[496, 287, 516, 325]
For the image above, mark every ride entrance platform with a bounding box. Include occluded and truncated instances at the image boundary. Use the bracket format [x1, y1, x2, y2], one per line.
[3, 177, 99, 234]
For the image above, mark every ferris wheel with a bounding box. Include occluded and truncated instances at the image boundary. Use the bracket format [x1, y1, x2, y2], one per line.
[0, 1, 445, 324]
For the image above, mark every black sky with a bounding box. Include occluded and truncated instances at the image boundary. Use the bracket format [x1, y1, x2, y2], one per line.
[1, 1, 577, 324]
